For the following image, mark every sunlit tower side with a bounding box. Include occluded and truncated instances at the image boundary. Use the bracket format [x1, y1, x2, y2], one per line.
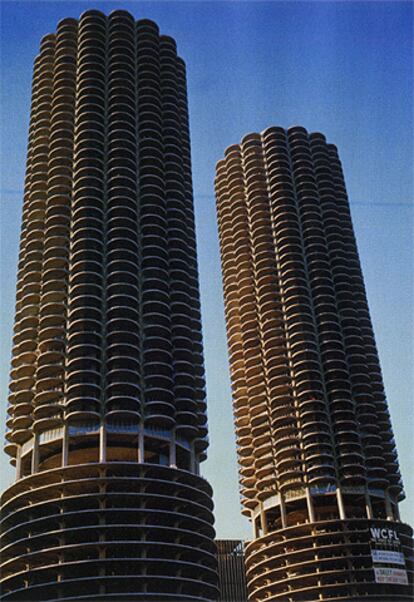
[1, 10, 218, 602]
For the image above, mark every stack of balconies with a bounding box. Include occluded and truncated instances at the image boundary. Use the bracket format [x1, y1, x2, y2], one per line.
[215, 125, 412, 600]
[5, 8, 209, 479]
[216, 125, 404, 513]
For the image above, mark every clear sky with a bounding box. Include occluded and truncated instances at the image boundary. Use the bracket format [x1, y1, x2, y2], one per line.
[0, 0, 412, 540]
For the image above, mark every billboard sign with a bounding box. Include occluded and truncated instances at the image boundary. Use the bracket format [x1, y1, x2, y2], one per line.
[370, 527, 400, 544]
[374, 567, 408, 585]
[370, 523, 407, 586]
[371, 549, 405, 566]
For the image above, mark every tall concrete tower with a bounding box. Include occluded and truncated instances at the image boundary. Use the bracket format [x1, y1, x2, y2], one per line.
[215, 126, 413, 601]
[1, 10, 218, 601]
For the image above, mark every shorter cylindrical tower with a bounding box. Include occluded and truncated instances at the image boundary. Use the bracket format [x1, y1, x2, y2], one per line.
[215, 125, 413, 601]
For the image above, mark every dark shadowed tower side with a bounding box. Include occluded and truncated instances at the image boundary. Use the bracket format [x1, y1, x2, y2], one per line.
[215, 126, 413, 601]
[1, 10, 218, 601]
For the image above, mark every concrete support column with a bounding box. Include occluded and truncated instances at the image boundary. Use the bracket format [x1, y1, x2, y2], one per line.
[336, 487, 346, 520]
[31, 434, 39, 474]
[99, 424, 106, 463]
[62, 425, 69, 467]
[385, 491, 394, 521]
[260, 505, 268, 535]
[253, 517, 260, 539]
[15, 445, 22, 480]
[280, 494, 287, 529]
[365, 493, 373, 519]
[394, 501, 401, 521]
[138, 426, 144, 463]
[190, 443, 197, 473]
[306, 488, 315, 523]
[170, 431, 176, 468]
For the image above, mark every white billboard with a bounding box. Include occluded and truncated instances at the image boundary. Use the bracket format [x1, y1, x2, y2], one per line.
[371, 549, 405, 566]
[374, 567, 408, 585]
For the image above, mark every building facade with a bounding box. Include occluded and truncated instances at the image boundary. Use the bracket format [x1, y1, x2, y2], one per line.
[1, 10, 218, 601]
[216, 540, 248, 602]
[215, 126, 413, 601]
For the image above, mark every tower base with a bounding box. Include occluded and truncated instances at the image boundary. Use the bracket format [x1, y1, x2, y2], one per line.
[1, 463, 219, 601]
[245, 518, 413, 601]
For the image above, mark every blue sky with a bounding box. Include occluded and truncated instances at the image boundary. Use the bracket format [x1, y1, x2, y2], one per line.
[0, 0, 412, 539]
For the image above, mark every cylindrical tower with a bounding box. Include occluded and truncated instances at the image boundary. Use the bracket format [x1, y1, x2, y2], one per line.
[215, 126, 413, 601]
[1, 10, 218, 602]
